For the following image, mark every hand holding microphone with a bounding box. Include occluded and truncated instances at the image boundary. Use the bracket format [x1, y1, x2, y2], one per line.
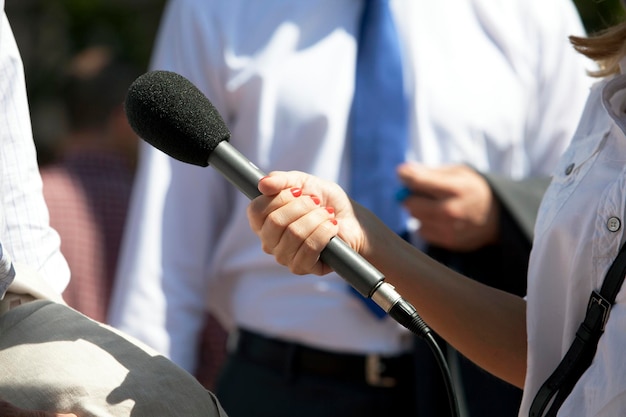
[250, 171, 365, 277]
[124, 70, 430, 337]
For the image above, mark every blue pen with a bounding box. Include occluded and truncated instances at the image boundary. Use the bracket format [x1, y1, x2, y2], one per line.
[395, 186, 412, 202]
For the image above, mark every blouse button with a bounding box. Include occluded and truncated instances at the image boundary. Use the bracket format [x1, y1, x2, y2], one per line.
[565, 163, 575, 175]
[607, 217, 621, 232]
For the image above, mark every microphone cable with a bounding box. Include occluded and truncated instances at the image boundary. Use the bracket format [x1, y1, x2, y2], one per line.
[389, 297, 460, 417]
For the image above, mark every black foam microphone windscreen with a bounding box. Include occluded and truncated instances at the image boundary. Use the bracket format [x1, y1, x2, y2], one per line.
[124, 70, 230, 167]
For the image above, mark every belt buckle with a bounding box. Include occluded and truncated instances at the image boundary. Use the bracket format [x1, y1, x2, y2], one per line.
[365, 354, 396, 387]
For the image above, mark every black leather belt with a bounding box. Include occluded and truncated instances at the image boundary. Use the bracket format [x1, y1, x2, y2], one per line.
[233, 328, 414, 388]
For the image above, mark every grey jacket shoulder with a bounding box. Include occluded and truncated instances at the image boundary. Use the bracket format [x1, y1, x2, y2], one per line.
[482, 174, 551, 242]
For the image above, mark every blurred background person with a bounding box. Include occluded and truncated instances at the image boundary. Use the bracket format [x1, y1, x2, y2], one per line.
[39, 45, 140, 324]
[243, 13, 626, 416]
[108, 1, 596, 417]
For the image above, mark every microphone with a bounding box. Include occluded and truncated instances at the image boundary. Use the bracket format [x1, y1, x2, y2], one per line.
[124, 70, 430, 336]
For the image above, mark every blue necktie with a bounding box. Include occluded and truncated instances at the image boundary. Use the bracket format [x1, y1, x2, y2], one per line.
[348, 0, 409, 319]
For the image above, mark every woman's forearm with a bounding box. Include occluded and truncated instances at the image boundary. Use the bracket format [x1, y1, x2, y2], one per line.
[359, 207, 527, 388]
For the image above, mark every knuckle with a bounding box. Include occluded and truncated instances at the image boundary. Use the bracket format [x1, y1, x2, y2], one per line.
[260, 242, 273, 255]
[265, 210, 282, 227]
[275, 252, 290, 267]
[302, 236, 321, 254]
[285, 222, 304, 241]
[441, 202, 462, 220]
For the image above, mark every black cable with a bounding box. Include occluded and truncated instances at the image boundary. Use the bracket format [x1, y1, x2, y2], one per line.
[389, 301, 460, 417]
[424, 331, 460, 417]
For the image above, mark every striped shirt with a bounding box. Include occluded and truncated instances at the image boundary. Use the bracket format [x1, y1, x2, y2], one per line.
[0, 8, 70, 298]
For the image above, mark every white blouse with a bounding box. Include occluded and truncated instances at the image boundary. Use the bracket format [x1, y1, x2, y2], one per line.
[522, 64, 626, 416]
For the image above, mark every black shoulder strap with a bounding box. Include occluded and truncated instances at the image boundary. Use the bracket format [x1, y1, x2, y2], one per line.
[529, 242, 626, 417]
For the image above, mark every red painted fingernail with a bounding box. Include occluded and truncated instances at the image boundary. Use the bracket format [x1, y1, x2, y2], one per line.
[330, 219, 338, 225]
[291, 187, 302, 197]
[310, 195, 320, 205]
[325, 207, 334, 214]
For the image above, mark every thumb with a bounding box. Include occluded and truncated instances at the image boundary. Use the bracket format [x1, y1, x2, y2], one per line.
[257, 171, 295, 196]
[257, 170, 323, 197]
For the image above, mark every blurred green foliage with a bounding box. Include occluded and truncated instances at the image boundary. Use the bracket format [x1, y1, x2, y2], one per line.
[575, 0, 626, 33]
